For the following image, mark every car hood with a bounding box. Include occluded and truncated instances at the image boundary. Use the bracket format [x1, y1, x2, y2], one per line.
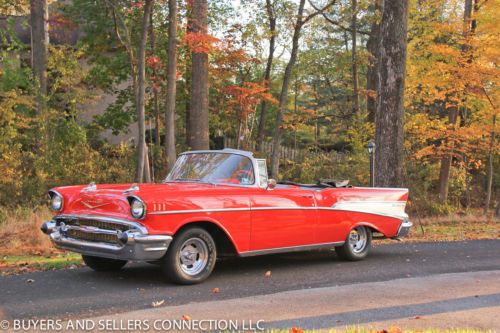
[51, 182, 221, 220]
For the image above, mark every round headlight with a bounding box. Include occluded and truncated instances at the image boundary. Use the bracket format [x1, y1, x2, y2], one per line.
[50, 192, 63, 211]
[130, 197, 146, 219]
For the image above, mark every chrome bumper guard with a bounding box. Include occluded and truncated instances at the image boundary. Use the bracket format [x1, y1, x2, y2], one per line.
[41, 215, 172, 261]
[396, 218, 413, 238]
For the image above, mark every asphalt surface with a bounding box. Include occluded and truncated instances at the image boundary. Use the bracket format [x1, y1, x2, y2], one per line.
[1, 240, 499, 320]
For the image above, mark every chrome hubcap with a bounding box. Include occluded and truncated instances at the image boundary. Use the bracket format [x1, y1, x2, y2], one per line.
[348, 227, 367, 253]
[179, 237, 209, 276]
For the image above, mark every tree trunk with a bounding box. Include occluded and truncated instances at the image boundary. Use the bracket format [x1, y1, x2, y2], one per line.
[374, 0, 409, 187]
[165, 0, 177, 169]
[438, 105, 458, 202]
[438, 0, 473, 203]
[256, 0, 276, 152]
[366, 0, 380, 123]
[184, 50, 191, 142]
[148, 10, 162, 158]
[134, 0, 154, 183]
[351, 0, 359, 116]
[143, 146, 151, 182]
[187, 0, 209, 150]
[30, 0, 49, 108]
[484, 114, 496, 214]
[496, 191, 500, 218]
[270, 0, 306, 179]
[269, 0, 335, 178]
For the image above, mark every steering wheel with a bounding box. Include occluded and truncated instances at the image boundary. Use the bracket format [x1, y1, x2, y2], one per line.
[234, 169, 252, 183]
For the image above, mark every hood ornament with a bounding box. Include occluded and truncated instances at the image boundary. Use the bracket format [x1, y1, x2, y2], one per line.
[82, 182, 97, 192]
[124, 183, 139, 194]
[81, 201, 109, 209]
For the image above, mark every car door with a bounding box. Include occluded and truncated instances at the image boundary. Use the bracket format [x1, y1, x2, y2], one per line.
[249, 185, 318, 252]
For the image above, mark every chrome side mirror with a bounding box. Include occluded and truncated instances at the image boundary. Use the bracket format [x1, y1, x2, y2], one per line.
[267, 179, 277, 190]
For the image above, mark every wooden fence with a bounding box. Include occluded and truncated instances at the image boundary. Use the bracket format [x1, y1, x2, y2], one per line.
[224, 137, 349, 163]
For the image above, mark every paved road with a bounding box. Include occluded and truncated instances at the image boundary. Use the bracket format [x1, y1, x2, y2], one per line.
[0, 240, 499, 320]
[93, 270, 500, 331]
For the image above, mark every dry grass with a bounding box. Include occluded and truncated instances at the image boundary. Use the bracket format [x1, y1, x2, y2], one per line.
[0, 206, 58, 256]
[0, 207, 498, 266]
[405, 211, 500, 242]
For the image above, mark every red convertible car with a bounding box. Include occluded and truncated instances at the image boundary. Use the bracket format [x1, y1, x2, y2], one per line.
[41, 149, 412, 284]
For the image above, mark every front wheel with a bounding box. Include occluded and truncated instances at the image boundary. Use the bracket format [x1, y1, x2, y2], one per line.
[82, 255, 127, 271]
[335, 226, 372, 261]
[161, 227, 217, 284]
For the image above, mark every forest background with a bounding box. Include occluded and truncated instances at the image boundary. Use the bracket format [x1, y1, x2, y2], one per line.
[0, 0, 498, 225]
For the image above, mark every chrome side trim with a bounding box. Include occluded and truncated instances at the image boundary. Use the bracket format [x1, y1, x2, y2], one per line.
[149, 205, 407, 220]
[150, 207, 251, 215]
[149, 206, 320, 215]
[239, 241, 344, 257]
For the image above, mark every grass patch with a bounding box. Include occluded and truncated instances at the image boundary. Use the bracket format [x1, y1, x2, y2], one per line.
[0, 206, 56, 256]
[405, 212, 500, 242]
[0, 253, 82, 276]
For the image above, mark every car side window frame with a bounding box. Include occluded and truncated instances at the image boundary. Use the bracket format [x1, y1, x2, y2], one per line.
[256, 159, 268, 188]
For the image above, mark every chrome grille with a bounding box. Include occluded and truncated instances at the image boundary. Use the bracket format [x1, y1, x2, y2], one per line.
[57, 217, 130, 232]
[56, 217, 132, 245]
[66, 229, 119, 244]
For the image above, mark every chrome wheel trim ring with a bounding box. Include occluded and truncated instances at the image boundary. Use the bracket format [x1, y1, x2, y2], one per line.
[179, 237, 209, 276]
[348, 227, 367, 254]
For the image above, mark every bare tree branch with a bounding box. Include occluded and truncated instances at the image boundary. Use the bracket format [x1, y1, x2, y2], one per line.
[307, 0, 370, 35]
[105, 0, 136, 74]
[303, 0, 336, 25]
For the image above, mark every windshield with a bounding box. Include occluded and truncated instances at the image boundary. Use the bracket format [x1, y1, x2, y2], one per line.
[165, 153, 255, 186]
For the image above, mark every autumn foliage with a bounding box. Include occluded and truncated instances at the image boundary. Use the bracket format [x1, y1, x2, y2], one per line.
[0, 0, 498, 216]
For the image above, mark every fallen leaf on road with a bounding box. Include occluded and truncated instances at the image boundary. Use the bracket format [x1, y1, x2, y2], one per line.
[212, 287, 220, 293]
[388, 326, 402, 333]
[152, 300, 164, 307]
[291, 326, 304, 333]
[265, 270, 271, 277]
[414, 316, 422, 319]
[137, 288, 145, 292]
[182, 314, 191, 321]
[27, 279, 34, 283]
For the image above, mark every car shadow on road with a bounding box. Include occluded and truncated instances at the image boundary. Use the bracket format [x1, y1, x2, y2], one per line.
[95, 246, 398, 285]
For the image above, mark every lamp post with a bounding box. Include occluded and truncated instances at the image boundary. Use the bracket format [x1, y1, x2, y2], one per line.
[367, 140, 376, 187]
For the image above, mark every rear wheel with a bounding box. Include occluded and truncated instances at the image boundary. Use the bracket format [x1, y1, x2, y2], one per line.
[161, 227, 217, 284]
[82, 255, 127, 271]
[335, 226, 372, 261]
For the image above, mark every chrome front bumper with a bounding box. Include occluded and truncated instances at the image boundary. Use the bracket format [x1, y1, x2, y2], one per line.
[396, 218, 413, 238]
[41, 215, 172, 261]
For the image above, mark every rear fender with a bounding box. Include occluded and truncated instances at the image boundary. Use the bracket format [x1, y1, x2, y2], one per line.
[352, 221, 384, 237]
